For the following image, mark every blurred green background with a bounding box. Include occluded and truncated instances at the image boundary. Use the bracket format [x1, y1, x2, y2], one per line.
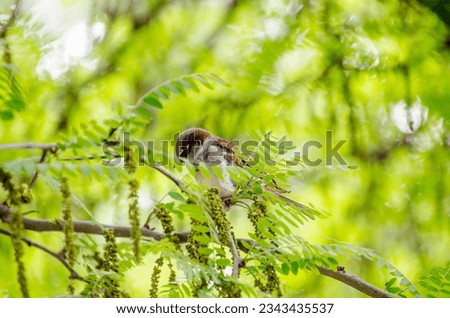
[0, 0, 449, 297]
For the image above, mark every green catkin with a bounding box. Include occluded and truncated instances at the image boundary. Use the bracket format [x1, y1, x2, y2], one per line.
[186, 209, 210, 296]
[218, 280, 241, 298]
[128, 178, 141, 262]
[205, 188, 241, 298]
[153, 204, 179, 245]
[0, 167, 29, 297]
[265, 264, 282, 297]
[124, 146, 137, 175]
[102, 229, 122, 298]
[205, 188, 232, 245]
[60, 177, 76, 294]
[152, 205, 179, 293]
[10, 211, 29, 297]
[187, 220, 210, 264]
[0, 167, 22, 205]
[149, 256, 164, 297]
[103, 229, 119, 272]
[125, 146, 141, 262]
[168, 261, 176, 283]
[250, 200, 282, 297]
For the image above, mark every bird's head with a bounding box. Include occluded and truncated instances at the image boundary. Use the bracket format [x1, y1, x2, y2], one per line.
[175, 128, 213, 162]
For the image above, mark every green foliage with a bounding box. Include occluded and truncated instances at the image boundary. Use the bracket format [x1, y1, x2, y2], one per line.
[0, 64, 25, 121]
[140, 73, 230, 109]
[0, 0, 449, 298]
[81, 230, 129, 298]
[417, 262, 450, 298]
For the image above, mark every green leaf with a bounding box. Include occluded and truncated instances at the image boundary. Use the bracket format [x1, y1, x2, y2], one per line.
[181, 284, 191, 297]
[104, 118, 122, 127]
[0, 110, 14, 120]
[180, 78, 200, 92]
[280, 263, 290, 275]
[143, 95, 163, 109]
[193, 235, 211, 244]
[179, 204, 206, 222]
[163, 82, 181, 94]
[385, 278, 397, 288]
[171, 80, 187, 95]
[208, 73, 230, 87]
[7, 95, 25, 111]
[198, 247, 213, 255]
[291, 261, 299, 275]
[197, 164, 211, 180]
[400, 277, 410, 286]
[215, 247, 226, 256]
[133, 106, 153, 123]
[192, 74, 214, 89]
[168, 191, 186, 202]
[152, 89, 170, 100]
[327, 257, 339, 265]
[191, 225, 211, 233]
[216, 258, 232, 267]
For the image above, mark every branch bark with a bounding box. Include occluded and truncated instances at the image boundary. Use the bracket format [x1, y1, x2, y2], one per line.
[0, 204, 188, 242]
[0, 142, 58, 152]
[142, 160, 185, 190]
[0, 203, 392, 298]
[0, 0, 22, 39]
[317, 265, 392, 298]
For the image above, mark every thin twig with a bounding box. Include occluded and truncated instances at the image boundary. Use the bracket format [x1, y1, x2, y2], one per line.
[317, 265, 393, 298]
[228, 230, 244, 278]
[0, 142, 58, 152]
[28, 149, 48, 189]
[146, 162, 185, 190]
[0, 0, 22, 38]
[0, 227, 84, 281]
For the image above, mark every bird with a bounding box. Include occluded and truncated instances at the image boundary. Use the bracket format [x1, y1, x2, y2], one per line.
[175, 127, 237, 198]
[175, 128, 315, 219]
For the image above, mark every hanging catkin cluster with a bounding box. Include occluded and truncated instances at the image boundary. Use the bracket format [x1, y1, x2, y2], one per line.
[0, 167, 29, 297]
[149, 204, 182, 297]
[102, 229, 126, 298]
[124, 146, 141, 262]
[205, 188, 234, 246]
[149, 256, 164, 298]
[60, 177, 77, 293]
[250, 200, 282, 297]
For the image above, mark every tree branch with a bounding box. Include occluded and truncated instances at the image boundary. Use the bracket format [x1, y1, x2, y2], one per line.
[0, 142, 58, 152]
[0, 204, 189, 242]
[0, 227, 84, 281]
[317, 266, 392, 298]
[28, 149, 49, 189]
[0, 0, 22, 39]
[229, 231, 244, 278]
[145, 161, 186, 190]
[0, 203, 391, 298]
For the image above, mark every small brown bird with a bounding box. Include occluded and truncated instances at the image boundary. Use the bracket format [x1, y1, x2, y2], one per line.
[175, 128, 314, 219]
[175, 127, 237, 198]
